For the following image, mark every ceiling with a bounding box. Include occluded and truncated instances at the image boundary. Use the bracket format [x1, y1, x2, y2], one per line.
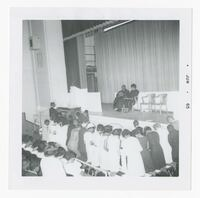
[61, 20, 108, 38]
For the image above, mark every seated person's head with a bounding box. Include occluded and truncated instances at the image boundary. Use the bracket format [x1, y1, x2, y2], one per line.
[167, 116, 175, 123]
[31, 139, 41, 149]
[22, 135, 33, 147]
[122, 129, 131, 138]
[22, 158, 30, 171]
[112, 128, 122, 136]
[167, 124, 175, 133]
[104, 125, 113, 134]
[153, 123, 161, 131]
[86, 123, 95, 133]
[50, 102, 56, 108]
[133, 127, 143, 137]
[37, 141, 47, 153]
[131, 83, 137, 90]
[44, 119, 50, 126]
[121, 85, 126, 91]
[44, 142, 58, 157]
[97, 124, 105, 133]
[55, 147, 66, 158]
[133, 120, 139, 128]
[64, 150, 76, 161]
[144, 126, 152, 135]
[83, 110, 89, 117]
[30, 155, 41, 173]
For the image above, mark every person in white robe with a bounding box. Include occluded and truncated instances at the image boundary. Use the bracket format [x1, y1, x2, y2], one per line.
[120, 129, 130, 173]
[40, 119, 51, 142]
[91, 124, 103, 167]
[40, 148, 66, 178]
[99, 126, 112, 170]
[107, 128, 121, 172]
[83, 123, 96, 164]
[123, 130, 145, 176]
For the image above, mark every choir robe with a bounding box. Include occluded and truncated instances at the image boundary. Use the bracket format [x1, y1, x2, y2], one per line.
[168, 130, 179, 163]
[40, 156, 66, 177]
[40, 125, 50, 142]
[156, 127, 173, 163]
[147, 131, 166, 170]
[120, 137, 128, 172]
[99, 135, 110, 170]
[77, 127, 87, 162]
[107, 135, 121, 172]
[91, 131, 101, 166]
[123, 137, 145, 176]
[137, 136, 155, 172]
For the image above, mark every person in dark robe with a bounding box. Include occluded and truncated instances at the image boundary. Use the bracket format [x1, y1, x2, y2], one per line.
[77, 126, 88, 162]
[128, 83, 139, 110]
[66, 115, 75, 146]
[136, 126, 155, 173]
[167, 124, 179, 163]
[49, 102, 58, 122]
[146, 127, 166, 170]
[167, 116, 179, 131]
[113, 85, 129, 111]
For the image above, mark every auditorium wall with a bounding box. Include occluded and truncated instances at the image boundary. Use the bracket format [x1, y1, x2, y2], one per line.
[95, 20, 179, 103]
[22, 20, 68, 121]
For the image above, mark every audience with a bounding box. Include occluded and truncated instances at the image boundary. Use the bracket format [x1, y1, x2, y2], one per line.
[22, 107, 179, 177]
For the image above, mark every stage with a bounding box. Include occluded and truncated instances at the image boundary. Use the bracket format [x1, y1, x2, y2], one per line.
[90, 103, 173, 124]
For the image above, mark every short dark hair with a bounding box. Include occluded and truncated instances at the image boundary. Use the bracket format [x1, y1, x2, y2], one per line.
[131, 83, 137, 88]
[97, 124, 105, 132]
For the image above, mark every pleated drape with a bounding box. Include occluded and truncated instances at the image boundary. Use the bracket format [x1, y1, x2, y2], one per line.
[95, 21, 179, 103]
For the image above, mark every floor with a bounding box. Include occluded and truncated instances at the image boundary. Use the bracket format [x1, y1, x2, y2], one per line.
[90, 103, 173, 124]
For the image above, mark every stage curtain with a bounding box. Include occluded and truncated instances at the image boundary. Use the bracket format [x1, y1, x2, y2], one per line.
[63, 38, 81, 91]
[94, 21, 179, 103]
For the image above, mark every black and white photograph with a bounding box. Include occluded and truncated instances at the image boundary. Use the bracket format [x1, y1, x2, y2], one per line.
[9, 7, 192, 190]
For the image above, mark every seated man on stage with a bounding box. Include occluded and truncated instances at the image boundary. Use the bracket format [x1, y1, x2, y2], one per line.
[113, 85, 129, 112]
[128, 83, 139, 110]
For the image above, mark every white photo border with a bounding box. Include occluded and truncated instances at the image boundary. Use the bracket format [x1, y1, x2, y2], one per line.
[9, 7, 192, 190]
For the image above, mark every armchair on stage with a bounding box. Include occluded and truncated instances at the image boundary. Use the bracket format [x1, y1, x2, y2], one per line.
[140, 94, 156, 112]
[140, 93, 168, 114]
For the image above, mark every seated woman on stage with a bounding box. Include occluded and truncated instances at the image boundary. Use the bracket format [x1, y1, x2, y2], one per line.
[113, 85, 129, 112]
[128, 83, 139, 110]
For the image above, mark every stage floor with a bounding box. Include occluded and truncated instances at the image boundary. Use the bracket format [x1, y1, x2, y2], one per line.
[90, 103, 173, 124]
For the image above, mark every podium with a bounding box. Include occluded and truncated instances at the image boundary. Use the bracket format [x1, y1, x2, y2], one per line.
[55, 86, 102, 113]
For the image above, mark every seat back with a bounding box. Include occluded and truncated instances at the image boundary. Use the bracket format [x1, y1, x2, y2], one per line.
[159, 94, 168, 104]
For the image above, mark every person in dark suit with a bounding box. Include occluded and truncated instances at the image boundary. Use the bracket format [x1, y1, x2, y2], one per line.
[113, 85, 129, 111]
[49, 102, 58, 122]
[146, 127, 166, 170]
[136, 126, 155, 173]
[167, 124, 179, 163]
[127, 83, 139, 110]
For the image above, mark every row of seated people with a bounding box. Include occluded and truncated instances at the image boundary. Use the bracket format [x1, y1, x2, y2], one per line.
[22, 137, 177, 177]
[24, 112, 179, 177]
